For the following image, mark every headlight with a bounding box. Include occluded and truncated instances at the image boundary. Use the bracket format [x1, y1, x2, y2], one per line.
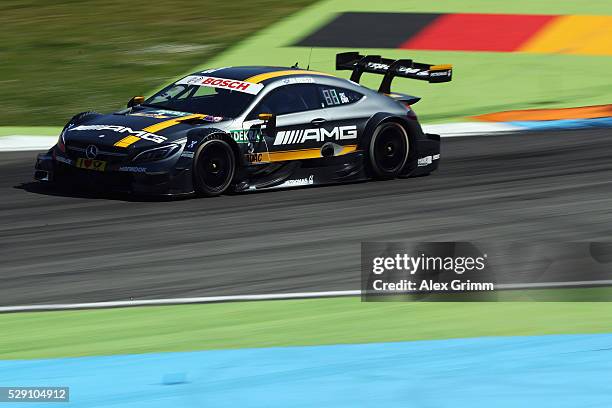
[132, 143, 180, 162]
[57, 129, 66, 153]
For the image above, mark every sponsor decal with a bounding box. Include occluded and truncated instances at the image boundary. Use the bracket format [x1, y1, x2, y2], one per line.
[180, 151, 195, 159]
[279, 175, 314, 187]
[273, 125, 357, 145]
[398, 66, 422, 74]
[230, 129, 263, 144]
[70, 125, 167, 144]
[364, 62, 438, 77]
[176, 75, 264, 95]
[245, 153, 263, 163]
[118, 166, 147, 173]
[202, 115, 224, 122]
[75, 158, 107, 171]
[280, 77, 315, 85]
[430, 71, 450, 77]
[130, 112, 174, 119]
[186, 140, 198, 150]
[418, 156, 433, 167]
[366, 62, 391, 70]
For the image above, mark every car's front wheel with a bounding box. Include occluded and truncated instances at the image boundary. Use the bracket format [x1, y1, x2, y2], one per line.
[368, 121, 409, 179]
[193, 138, 236, 197]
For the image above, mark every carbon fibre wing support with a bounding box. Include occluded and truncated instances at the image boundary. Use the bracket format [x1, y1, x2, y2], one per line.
[336, 52, 452, 94]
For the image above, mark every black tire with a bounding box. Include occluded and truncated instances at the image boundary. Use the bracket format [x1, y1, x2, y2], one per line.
[193, 138, 236, 197]
[368, 121, 410, 179]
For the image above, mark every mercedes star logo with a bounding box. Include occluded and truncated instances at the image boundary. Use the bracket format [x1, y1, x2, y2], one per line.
[85, 145, 98, 159]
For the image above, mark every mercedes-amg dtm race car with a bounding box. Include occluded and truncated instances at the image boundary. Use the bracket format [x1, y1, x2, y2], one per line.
[34, 52, 452, 196]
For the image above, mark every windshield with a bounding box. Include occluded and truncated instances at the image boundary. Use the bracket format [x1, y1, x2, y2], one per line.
[144, 81, 256, 118]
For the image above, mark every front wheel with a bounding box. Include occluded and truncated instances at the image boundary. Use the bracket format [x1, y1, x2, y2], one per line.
[193, 138, 236, 197]
[368, 121, 409, 179]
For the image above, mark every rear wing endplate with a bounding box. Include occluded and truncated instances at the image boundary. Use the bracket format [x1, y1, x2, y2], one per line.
[336, 52, 452, 94]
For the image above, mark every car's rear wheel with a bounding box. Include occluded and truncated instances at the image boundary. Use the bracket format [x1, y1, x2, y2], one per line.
[193, 138, 236, 197]
[368, 121, 409, 179]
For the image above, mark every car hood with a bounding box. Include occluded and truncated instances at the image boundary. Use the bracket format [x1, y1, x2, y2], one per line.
[63, 107, 232, 150]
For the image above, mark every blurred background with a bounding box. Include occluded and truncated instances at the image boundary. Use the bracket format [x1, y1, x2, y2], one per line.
[1, 0, 611, 128]
[1, 1, 612, 407]
[0, 0, 314, 126]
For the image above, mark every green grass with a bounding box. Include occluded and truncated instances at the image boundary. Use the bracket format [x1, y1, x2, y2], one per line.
[0, 126, 61, 136]
[2, 0, 611, 129]
[0, 0, 315, 126]
[203, 0, 612, 123]
[2, 297, 612, 360]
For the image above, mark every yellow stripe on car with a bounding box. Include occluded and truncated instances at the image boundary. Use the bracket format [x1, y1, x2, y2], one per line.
[143, 114, 207, 133]
[114, 135, 141, 148]
[339, 145, 358, 155]
[113, 114, 207, 148]
[266, 145, 358, 162]
[245, 70, 334, 84]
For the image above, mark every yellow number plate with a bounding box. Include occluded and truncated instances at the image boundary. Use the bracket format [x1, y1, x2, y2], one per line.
[76, 158, 107, 171]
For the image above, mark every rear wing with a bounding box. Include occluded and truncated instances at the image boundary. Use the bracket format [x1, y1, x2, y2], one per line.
[336, 52, 452, 94]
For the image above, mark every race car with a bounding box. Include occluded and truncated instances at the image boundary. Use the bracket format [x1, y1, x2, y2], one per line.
[34, 52, 452, 196]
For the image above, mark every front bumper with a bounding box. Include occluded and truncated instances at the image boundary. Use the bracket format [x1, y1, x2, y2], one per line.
[34, 147, 195, 196]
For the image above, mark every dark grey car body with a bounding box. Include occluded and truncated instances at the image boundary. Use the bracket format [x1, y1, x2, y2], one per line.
[34, 53, 449, 196]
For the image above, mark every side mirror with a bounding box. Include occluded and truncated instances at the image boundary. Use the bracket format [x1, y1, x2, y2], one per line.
[127, 96, 145, 108]
[258, 113, 276, 129]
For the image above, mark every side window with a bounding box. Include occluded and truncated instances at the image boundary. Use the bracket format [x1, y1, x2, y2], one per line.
[319, 86, 363, 107]
[248, 84, 323, 118]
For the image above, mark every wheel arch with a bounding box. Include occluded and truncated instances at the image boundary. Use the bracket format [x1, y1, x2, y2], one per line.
[185, 127, 242, 165]
[360, 112, 422, 174]
[187, 128, 240, 197]
[360, 112, 422, 152]
[65, 111, 102, 129]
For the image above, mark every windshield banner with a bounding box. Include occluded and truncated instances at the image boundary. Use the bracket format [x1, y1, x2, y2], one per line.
[176, 75, 264, 95]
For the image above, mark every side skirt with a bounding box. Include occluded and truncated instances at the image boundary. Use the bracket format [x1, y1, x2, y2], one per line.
[232, 152, 368, 192]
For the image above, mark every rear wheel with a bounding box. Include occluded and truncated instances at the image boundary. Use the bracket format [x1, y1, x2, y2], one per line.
[193, 139, 236, 197]
[368, 121, 409, 179]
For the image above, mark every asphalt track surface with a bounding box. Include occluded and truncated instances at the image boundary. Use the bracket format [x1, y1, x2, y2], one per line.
[1, 129, 611, 306]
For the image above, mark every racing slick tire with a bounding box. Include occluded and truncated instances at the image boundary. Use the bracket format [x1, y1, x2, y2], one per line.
[193, 138, 236, 197]
[368, 121, 410, 179]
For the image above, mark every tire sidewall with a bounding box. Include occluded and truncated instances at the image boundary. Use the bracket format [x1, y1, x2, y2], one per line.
[193, 137, 236, 196]
[368, 121, 410, 179]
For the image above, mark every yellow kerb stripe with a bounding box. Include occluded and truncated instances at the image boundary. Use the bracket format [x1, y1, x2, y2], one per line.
[114, 135, 141, 148]
[245, 70, 334, 84]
